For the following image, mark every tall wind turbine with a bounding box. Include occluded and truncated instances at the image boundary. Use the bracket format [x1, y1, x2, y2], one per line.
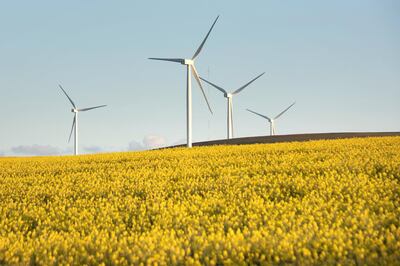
[59, 85, 107, 155]
[246, 102, 296, 136]
[200, 72, 265, 139]
[149, 16, 219, 148]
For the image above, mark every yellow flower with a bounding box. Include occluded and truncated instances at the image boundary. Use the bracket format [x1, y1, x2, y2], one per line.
[0, 137, 398, 264]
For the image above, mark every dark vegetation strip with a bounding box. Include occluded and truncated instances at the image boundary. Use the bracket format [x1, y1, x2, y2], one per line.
[168, 132, 400, 148]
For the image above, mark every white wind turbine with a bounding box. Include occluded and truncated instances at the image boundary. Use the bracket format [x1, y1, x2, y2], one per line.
[59, 85, 107, 155]
[200, 72, 265, 139]
[247, 102, 296, 136]
[149, 16, 219, 148]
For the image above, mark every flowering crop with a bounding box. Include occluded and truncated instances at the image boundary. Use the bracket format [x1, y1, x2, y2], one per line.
[0, 137, 399, 265]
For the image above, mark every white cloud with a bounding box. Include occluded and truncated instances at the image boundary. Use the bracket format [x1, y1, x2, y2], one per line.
[127, 140, 144, 151]
[127, 135, 167, 151]
[7, 135, 168, 157]
[143, 135, 166, 149]
[82, 146, 124, 154]
[11, 145, 61, 156]
[83, 145, 104, 153]
[7, 140, 165, 157]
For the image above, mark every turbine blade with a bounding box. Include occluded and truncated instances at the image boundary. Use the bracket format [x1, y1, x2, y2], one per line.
[148, 58, 184, 64]
[78, 105, 107, 112]
[274, 101, 296, 120]
[232, 72, 265, 95]
[59, 84, 76, 108]
[68, 115, 76, 143]
[191, 65, 213, 114]
[199, 77, 227, 94]
[192, 16, 219, 60]
[246, 108, 271, 122]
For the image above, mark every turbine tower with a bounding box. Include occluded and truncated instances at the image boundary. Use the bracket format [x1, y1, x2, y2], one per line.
[200, 72, 265, 139]
[246, 102, 296, 136]
[149, 16, 219, 148]
[59, 85, 107, 155]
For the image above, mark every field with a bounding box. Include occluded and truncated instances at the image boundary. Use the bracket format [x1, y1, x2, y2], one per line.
[0, 137, 399, 265]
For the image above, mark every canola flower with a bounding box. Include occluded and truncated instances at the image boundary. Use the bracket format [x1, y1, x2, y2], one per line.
[0, 137, 399, 265]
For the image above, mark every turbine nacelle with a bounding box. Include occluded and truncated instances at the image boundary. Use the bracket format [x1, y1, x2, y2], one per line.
[225, 93, 233, 98]
[71, 109, 78, 113]
[183, 59, 194, 65]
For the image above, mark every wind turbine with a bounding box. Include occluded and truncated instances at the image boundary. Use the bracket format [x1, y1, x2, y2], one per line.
[149, 16, 219, 148]
[246, 102, 296, 136]
[200, 72, 265, 139]
[59, 85, 106, 155]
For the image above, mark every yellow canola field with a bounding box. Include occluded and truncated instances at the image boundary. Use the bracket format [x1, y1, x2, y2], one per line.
[0, 137, 399, 265]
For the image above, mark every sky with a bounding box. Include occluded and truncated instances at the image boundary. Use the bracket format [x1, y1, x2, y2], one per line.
[0, 1, 399, 156]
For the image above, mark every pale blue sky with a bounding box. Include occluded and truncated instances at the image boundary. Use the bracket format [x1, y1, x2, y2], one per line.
[0, 1, 399, 155]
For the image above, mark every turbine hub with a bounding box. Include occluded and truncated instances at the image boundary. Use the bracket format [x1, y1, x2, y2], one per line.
[226, 93, 233, 98]
[71, 109, 77, 113]
[183, 59, 194, 65]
